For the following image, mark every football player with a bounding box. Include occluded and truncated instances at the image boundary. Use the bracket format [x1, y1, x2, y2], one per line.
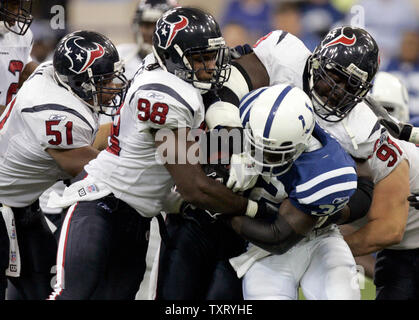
[339, 71, 411, 280]
[0, 0, 36, 300]
[0, 30, 127, 299]
[155, 84, 368, 300]
[47, 7, 264, 300]
[0, 0, 37, 113]
[205, 27, 410, 264]
[115, 0, 177, 300]
[344, 74, 419, 299]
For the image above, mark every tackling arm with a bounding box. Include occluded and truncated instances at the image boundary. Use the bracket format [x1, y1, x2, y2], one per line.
[344, 160, 410, 256]
[205, 53, 269, 130]
[155, 127, 253, 216]
[46, 145, 100, 177]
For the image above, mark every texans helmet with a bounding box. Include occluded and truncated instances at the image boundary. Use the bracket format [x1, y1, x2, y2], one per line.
[0, 0, 33, 35]
[152, 7, 230, 91]
[308, 26, 380, 122]
[53, 30, 128, 115]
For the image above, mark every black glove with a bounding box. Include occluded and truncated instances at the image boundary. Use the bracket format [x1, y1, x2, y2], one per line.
[407, 193, 419, 210]
[202, 163, 230, 185]
[229, 44, 253, 59]
[379, 118, 413, 142]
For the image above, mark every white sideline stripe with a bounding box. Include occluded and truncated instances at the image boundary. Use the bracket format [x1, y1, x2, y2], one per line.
[48, 203, 77, 300]
[295, 167, 356, 193]
[298, 181, 357, 204]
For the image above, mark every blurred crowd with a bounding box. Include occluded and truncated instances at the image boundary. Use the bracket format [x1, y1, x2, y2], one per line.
[30, 0, 419, 122]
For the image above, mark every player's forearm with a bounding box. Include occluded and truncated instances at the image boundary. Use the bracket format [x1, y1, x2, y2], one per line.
[229, 214, 305, 255]
[344, 219, 404, 256]
[180, 176, 249, 216]
[47, 146, 100, 177]
[92, 122, 112, 151]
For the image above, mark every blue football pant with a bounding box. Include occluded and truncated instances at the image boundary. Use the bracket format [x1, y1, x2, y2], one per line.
[50, 195, 150, 300]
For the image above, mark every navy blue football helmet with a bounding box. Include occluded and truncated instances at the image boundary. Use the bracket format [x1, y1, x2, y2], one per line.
[53, 30, 128, 115]
[308, 26, 380, 122]
[152, 7, 230, 91]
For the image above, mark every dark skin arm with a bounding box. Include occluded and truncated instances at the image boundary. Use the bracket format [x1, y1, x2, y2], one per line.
[46, 146, 100, 177]
[234, 52, 270, 89]
[18, 61, 38, 88]
[154, 127, 249, 215]
[229, 199, 318, 254]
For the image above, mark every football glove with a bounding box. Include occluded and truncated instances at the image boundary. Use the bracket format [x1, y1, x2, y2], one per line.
[229, 44, 253, 60]
[407, 193, 419, 210]
[227, 153, 259, 193]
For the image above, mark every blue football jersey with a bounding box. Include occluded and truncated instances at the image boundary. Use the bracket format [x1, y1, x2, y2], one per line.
[278, 124, 357, 216]
[239, 87, 358, 217]
[242, 124, 357, 217]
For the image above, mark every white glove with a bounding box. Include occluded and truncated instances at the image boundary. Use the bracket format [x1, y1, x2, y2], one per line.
[162, 188, 185, 214]
[227, 153, 259, 193]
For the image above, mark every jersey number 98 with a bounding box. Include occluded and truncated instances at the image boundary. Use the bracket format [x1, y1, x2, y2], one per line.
[137, 98, 168, 125]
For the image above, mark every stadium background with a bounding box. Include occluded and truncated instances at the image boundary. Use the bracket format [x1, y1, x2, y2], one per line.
[30, 0, 419, 300]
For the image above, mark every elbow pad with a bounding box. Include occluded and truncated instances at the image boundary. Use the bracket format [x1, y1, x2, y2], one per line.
[205, 62, 252, 130]
[346, 176, 374, 223]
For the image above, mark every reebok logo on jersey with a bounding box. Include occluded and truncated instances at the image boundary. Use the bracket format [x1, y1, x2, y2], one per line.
[49, 114, 67, 121]
[64, 36, 105, 74]
[155, 15, 189, 50]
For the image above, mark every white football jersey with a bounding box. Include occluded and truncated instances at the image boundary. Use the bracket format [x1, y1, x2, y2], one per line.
[84, 54, 205, 218]
[0, 62, 99, 208]
[117, 43, 143, 80]
[254, 29, 406, 182]
[0, 29, 33, 106]
[253, 30, 311, 90]
[351, 139, 419, 250]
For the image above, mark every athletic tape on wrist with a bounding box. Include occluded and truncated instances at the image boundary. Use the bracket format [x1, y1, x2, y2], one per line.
[409, 127, 419, 144]
[245, 199, 258, 218]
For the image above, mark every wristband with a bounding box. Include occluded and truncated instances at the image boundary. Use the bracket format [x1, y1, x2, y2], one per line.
[409, 126, 419, 144]
[399, 123, 413, 142]
[245, 199, 258, 218]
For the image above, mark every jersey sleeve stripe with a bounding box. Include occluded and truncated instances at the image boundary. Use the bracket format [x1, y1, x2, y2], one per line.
[131, 83, 195, 117]
[368, 120, 381, 138]
[297, 181, 357, 204]
[21, 104, 94, 133]
[276, 31, 289, 45]
[295, 167, 356, 193]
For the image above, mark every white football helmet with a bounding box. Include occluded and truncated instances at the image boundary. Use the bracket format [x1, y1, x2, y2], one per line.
[370, 71, 410, 123]
[242, 83, 315, 176]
